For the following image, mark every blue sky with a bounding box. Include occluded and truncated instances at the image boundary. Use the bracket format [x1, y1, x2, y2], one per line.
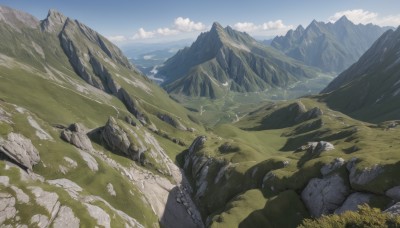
[1, 0, 400, 45]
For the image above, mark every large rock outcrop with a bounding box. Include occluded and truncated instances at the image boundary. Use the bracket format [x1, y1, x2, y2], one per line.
[40, 9, 67, 33]
[346, 159, 384, 188]
[296, 141, 335, 154]
[61, 123, 93, 151]
[386, 186, 400, 201]
[157, 113, 186, 131]
[184, 136, 207, 169]
[183, 136, 210, 200]
[0, 133, 40, 171]
[301, 174, 350, 217]
[320, 157, 345, 177]
[101, 117, 145, 163]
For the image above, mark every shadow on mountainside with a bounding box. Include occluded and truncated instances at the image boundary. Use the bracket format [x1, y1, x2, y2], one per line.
[160, 186, 201, 228]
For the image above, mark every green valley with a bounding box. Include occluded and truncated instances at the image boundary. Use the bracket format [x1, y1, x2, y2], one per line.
[0, 3, 400, 228]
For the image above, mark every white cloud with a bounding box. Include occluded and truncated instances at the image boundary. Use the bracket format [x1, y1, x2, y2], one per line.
[132, 28, 155, 39]
[131, 17, 206, 40]
[262, 20, 287, 30]
[156, 27, 179, 36]
[329, 9, 400, 27]
[233, 20, 293, 36]
[106, 35, 127, 43]
[233, 22, 259, 32]
[174, 17, 206, 32]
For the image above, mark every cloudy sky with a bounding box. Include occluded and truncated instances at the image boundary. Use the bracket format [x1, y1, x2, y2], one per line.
[1, 0, 400, 45]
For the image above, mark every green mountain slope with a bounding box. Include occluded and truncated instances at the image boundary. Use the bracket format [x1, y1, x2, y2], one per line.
[0, 5, 205, 227]
[158, 23, 318, 98]
[181, 98, 400, 227]
[271, 16, 389, 73]
[1, 5, 400, 228]
[320, 26, 400, 122]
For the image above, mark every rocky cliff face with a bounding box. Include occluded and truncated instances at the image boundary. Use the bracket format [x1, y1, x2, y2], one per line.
[56, 13, 149, 122]
[321, 26, 400, 122]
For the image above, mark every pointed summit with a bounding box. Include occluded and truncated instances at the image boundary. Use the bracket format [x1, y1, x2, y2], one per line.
[335, 15, 353, 25]
[210, 22, 225, 36]
[211, 22, 223, 30]
[47, 9, 67, 22]
[295, 25, 305, 33]
[41, 9, 67, 32]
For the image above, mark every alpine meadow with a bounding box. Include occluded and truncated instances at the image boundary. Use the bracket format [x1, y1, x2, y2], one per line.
[1, 1, 400, 228]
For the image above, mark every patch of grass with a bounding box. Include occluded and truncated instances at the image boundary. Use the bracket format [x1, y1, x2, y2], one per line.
[240, 190, 309, 228]
[209, 189, 267, 227]
[299, 204, 400, 228]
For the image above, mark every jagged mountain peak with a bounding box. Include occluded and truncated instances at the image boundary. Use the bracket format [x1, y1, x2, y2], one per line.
[211, 21, 224, 30]
[47, 9, 67, 24]
[309, 19, 319, 26]
[158, 22, 317, 98]
[41, 8, 67, 32]
[335, 15, 352, 25]
[295, 25, 305, 32]
[206, 22, 255, 51]
[271, 17, 389, 73]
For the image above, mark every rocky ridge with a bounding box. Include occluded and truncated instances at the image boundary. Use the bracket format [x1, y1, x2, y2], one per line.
[158, 22, 318, 98]
[271, 16, 389, 73]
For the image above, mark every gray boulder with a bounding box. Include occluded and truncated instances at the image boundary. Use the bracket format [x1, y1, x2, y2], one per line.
[30, 214, 49, 228]
[0, 132, 40, 171]
[386, 186, 400, 201]
[52, 206, 80, 228]
[85, 203, 110, 228]
[101, 117, 145, 162]
[106, 183, 116, 196]
[347, 159, 383, 186]
[385, 202, 400, 215]
[320, 157, 345, 177]
[296, 141, 335, 154]
[61, 123, 93, 151]
[334, 192, 373, 214]
[301, 174, 350, 217]
[0, 192, 16, 224]
[309, 141, 335, 154]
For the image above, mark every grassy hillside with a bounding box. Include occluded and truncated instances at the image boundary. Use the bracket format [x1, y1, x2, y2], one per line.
[0, 6, 205, 227]
[180, 97, 400, 227]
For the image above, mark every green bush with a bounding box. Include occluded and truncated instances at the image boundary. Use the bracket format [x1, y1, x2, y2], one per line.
[299, 205, 400, 228]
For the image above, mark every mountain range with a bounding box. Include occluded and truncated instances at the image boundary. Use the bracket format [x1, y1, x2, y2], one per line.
[271, 16, 389, 73]
[320, 26, 400, 122]
[158, 22, 318, 98]
[1, 5, 400, 228]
